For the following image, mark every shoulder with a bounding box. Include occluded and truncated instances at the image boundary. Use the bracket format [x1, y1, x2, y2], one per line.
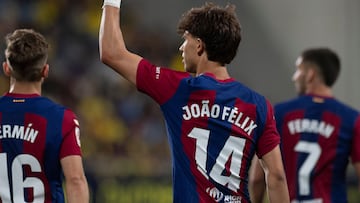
[274, 96, 303, 110]
[136, 58, 192, 104]
[330, 99, 360, 122]
[40, 97, 78, 119]
[40, 97, 66, 111]
[331, 98, 359, 112]
[138, 58, 190, 78]
[230, 81, 268, 104]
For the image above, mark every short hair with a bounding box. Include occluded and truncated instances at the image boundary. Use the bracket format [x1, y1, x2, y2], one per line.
[177, 2, 241, 65]
[301, 48, 340, 87]
[4, 29, 49, 82]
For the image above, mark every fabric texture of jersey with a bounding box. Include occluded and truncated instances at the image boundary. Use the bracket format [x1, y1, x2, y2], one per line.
[137, 59, 280, 203]
[0, 93, 82, 203]
[275, 94, 360, 203]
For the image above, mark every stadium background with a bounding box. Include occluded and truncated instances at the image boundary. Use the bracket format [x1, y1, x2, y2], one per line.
[0, 0, 359, 202]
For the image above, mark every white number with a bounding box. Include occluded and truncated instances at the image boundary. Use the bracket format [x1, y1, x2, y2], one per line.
[0, 153, 45, 203]
[294, 141, 321, 196]
[188, 127, 246, 192]
[188, 128, 210, 178]
[0, 153, 11, 203]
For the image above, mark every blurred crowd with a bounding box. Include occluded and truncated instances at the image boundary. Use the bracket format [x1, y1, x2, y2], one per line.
[0, 0, 184, 192]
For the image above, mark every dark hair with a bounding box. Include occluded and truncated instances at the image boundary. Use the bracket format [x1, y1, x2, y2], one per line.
[4, 29, 49, 82]
[177, 2, 241, 65]
[301, 48, 340, 87]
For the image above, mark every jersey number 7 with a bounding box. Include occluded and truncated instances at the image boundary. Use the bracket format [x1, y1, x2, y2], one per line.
[294, 141, 321, 196]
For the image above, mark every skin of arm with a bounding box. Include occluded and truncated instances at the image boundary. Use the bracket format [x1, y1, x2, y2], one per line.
[353, 118, 360, 194]
[353, 162, 360, 193]
[99, 6, 143, 85]
[259, 145, 290, 203]
[249, 156, 266, 203]
[61, 155, 89, 203]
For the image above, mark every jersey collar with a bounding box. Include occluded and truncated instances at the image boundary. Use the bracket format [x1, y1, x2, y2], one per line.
[4, 92, 41, 98]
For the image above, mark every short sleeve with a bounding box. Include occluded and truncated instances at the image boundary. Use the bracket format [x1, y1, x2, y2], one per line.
[136, 59, 190, 105]
[256, 100, 281, 158]
[351, 115, 360, 163]
[59, 109, 82, 159]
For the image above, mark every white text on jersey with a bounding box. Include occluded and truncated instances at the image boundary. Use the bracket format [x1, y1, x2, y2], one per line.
[0, 124, 39, 143]
[182, 100, 257, 136]
[287, 119, 334, 138]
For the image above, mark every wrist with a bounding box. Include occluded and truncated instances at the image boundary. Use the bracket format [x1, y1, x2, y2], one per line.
[103, 0, 121, 8]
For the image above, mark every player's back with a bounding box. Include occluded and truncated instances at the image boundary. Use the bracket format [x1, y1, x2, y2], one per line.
[137, 60, 280, 203]
[0, 93, 69, 203]
[275, 94, 360, 203]
[161, 73, 276, 203]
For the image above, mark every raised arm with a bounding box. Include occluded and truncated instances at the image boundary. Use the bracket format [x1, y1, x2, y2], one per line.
[99, 0, 142, 85]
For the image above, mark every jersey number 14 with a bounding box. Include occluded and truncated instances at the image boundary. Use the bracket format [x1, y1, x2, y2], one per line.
[188, 127, 246, 192]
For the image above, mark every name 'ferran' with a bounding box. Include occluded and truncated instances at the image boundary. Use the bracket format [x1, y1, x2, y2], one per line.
[287, 118, 334, 138]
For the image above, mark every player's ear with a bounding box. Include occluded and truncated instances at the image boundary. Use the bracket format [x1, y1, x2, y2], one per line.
[42, 64, 49, 78]
[2, 62, 12, 77]
[196, 38, 205, 56]
[305, 67, 316, 83]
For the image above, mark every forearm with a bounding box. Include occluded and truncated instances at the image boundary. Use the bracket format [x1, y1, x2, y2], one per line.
[353, 163, 360, 193]
[260, 146, 290, 203]
[61, 156, 89, 203]
[266, 173, 289, 203]
[99, 6, 125, 63]
[65, 176, 89, 203]
[250, 181, 266, 203]
[99, 2, 142, 84]
[249, 157, 266, 203]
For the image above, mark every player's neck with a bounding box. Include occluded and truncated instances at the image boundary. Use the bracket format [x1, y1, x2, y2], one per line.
[8, 79, 42, 95]
[306, 85, 333, 97]
[196, 60, 230, 80]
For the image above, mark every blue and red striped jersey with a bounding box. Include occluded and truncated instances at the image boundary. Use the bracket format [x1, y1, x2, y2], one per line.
[136, 59, 280, 203]
[275, 94, 360, 203]
[0, 93, 82, 203]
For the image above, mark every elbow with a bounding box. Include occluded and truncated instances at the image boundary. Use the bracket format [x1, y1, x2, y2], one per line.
[99, 46, 114, 66]
[99, 43, 128, 68]
[266, 171, 288, 189]
[67, 174, 88, 187]
[65, 175, 89, 203]
[250, 175, 266, 188]
[99, 37, 118, 65]
[66, 174, 89, 194]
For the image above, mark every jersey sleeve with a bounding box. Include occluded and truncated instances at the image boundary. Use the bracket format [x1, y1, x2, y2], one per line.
[59, 109, 82, 159]
[256, 100, 281, 158]
[136, 58, 190, 105]
[351, 115, 360, 163]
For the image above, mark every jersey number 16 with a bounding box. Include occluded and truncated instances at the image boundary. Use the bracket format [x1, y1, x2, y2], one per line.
[0, 153, 45, 203]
